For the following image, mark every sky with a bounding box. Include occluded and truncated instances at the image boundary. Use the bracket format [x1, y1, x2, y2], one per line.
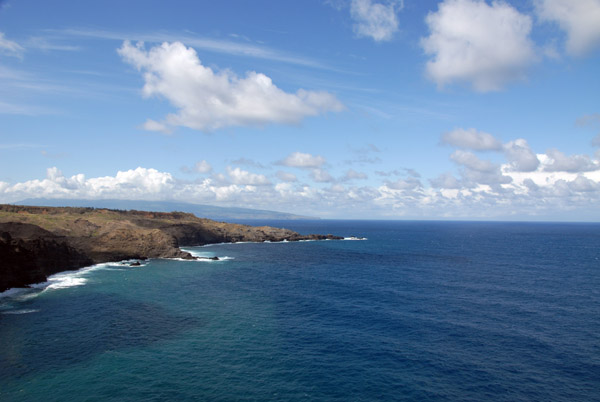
[0, 0, 599, 220]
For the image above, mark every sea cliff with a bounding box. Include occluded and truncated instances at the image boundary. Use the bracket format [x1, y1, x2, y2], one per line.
[0, 204, 341, 292]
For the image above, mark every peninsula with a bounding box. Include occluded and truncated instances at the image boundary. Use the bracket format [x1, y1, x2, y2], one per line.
[0, 204, 341, 292]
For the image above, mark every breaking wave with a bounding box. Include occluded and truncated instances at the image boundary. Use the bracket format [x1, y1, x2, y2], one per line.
[1, 309, 39, 315]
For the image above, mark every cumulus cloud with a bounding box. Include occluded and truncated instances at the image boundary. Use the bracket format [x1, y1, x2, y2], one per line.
[226, 167, 271, 186]
[441, 128, 503, 150]
[430, 172, 462, 189]
[350, 0, 403, 42]
[451, 150, 497, 172]
[341, 169, 368, 181]
[181, 160, 212, 174]
[345, 143, 382, 165]
[278, 151, 326, 168]
[422, 0, 537, 91]
[385, 177, 422, 191]
[193, 160, 212, 174]
[569, 174, 600, 192]
[576, 113, 600, 146]
[142, 119, 172, 134]
[118, 41, 343, 132]
[451, 150, 512, 185]
[442, 128, 540, 173]
[1, 162, 600, 220]
[310, 168, 335, 183]
[535, 0, 600, 56]
[4, 167, 175, 201]
[503, 139, 540, 172]
[231, 158, 265, 169]
[276, 171, 298, 182]
[543, 149, 599, 172]
[0, 32, 23, 57]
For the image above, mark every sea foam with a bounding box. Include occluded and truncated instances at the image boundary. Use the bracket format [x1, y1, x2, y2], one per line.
[1, 309, 39, 315]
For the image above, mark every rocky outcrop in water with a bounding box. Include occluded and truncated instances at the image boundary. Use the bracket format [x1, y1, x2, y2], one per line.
[0, 204, 342, 292]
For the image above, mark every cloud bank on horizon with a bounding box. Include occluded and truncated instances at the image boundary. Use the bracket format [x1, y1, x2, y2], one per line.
[0, 0, 599, 220]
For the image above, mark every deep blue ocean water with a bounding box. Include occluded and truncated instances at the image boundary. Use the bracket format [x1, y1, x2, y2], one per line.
[1, 220, 599, 401]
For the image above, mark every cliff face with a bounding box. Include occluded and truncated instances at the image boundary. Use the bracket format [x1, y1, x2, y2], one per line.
[0, 223, 93, 291]
[0, 204, 341, 292]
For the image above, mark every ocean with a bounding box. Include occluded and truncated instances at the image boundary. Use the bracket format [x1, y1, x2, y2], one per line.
[1, 220, 599, 401]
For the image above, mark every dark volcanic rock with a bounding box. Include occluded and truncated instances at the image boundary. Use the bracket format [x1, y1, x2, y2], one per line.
[0, 223, 93, 292]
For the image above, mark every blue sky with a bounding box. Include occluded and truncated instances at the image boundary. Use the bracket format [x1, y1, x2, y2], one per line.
[1, 0, 599, 220]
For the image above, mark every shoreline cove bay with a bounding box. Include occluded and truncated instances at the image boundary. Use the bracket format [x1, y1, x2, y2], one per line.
[0, 204, 342, 291]
[1, 220, 599, 401]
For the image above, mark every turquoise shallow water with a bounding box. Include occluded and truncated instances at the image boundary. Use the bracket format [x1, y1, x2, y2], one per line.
[1, 220, 599, 401]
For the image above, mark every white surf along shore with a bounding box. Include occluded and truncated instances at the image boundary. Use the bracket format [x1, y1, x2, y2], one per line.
[0, 248, 228, 301]
[0, 237, 366, 307]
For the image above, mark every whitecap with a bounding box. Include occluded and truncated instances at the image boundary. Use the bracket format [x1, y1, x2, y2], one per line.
[0, 261, 138, 304]
[0, 287, 30, 299]
[343, 237, 368, 241]
[42, 262, 124, 292]
[1, 309, 39, 315]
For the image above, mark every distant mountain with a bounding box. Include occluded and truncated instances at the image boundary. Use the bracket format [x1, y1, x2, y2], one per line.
[15, 199, 318, 221]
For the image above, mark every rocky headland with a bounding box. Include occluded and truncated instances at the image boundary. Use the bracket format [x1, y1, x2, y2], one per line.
[0, 204, 341, 292]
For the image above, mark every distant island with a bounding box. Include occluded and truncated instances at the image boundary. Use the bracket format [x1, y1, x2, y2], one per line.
[0, 204, 341, 292]
[16, 198, 318, 221]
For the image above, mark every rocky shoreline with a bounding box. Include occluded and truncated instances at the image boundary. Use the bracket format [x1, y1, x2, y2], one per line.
[0, 204, 342, 292]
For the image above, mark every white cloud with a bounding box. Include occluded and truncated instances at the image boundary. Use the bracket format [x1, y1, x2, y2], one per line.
[430, 173, 462, 189]
[422, 0, 537, 91]
[451, 150, 512, 185]
[1, 162, 599, 220]
[451, 150, 497, 172]
[535, 0, 600, 56]
[89, 168, 175, 194]
[576, 113, 600, 146]
[4, 167, 175, 201]
[226, 167, 271, 186]
[278, 152, 326, 168]
[194, 160, 212, 174]
[341, 169, 368, 181]
[442, 128, 541, 172]
[181, 160, 212, 175]
[350, 0, 402, 42]
[142, 119, 172, 134]
[441, 127, 503, 150]
[310, 168, 335, 183]
[503, 139, 540, 172]
[276, 171, 298, 182]
[543, 149, 599, 172]
[385, 177, 422, 191]
[0, 32, 23, 57]
[502, 157, 600, 198]
[231, 158, 265, 169]
[118, 41, 343, 132]
[569, 175, 600, 192]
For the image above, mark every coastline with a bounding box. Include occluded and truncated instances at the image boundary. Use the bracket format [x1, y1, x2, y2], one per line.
[0, 204, 343, 292]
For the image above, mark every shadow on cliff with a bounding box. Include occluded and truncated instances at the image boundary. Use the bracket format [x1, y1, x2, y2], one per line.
[0, 291, 203, 380]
